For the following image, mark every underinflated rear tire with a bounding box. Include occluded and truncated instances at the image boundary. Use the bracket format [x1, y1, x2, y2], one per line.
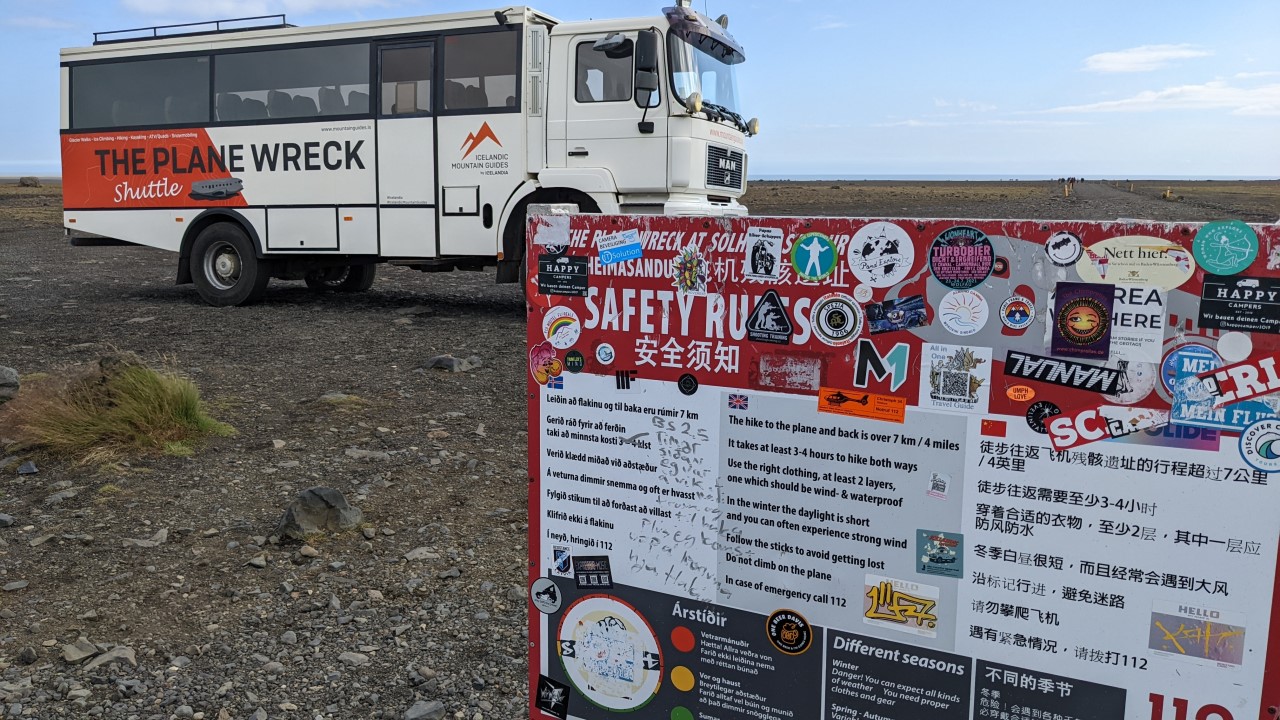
[304, 264, 377, 292]
[190, 223, 271, 307]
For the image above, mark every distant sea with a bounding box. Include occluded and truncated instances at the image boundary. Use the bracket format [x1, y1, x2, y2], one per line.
[754, 174, 1277, 181]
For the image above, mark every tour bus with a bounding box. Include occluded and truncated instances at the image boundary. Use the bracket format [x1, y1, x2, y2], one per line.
[59, 3, 754, 305]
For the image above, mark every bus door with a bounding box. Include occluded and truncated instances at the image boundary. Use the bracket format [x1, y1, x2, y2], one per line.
[376, 41, 438, 257]
[563, 32, 667, 194]
[433, 29, 524, 256]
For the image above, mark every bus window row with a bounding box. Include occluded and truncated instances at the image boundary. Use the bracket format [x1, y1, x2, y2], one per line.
[69, 29, 519, 130]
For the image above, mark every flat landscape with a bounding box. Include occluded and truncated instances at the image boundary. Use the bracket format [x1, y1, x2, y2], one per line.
[0, 178, 1275, 719]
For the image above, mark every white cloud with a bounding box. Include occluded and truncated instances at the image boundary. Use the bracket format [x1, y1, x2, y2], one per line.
[1041, 80, 1280, 116]
[933, 98, 997, 112]
[1082, 44, 1211, 73]
[121, 0, 386, 16]
[872, 118, 1089, 128]
[1235, 71, 1280, 79]
[876, 119, 945, 128]
[5, 16, 74, 29]
[812, 20, 848, 31]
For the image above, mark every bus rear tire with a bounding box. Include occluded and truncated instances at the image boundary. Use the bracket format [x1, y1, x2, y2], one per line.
[304, 264, 377, 293]
[190, 223, 271, 307]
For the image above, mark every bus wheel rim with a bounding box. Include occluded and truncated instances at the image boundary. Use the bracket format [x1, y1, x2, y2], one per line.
[205, 241, 242, 291]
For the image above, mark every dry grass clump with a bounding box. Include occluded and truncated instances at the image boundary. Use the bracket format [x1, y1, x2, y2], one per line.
[0, 354, 234, 463]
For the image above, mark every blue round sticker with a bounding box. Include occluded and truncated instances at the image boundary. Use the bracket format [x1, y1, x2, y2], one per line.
[1193, 220, 1258, 276]
[1160, 343, 1221, 395]
[790, 232, 838, 282]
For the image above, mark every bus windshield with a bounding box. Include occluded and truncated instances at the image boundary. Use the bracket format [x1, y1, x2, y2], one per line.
[668, 32, 743, 118]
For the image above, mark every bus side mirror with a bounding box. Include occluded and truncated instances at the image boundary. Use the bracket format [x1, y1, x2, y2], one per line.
[635, 29, 659, 74]
[593, 33, 633, 59]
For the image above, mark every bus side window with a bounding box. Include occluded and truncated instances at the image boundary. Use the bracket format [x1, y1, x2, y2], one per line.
[71, 56, 209, 129]
[441, 31, 518, 111]
[380, 45, 433, 116]
[214, 43, 370, 123]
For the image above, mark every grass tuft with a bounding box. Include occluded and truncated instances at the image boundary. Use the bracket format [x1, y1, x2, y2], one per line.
[1, 357, 236, 464]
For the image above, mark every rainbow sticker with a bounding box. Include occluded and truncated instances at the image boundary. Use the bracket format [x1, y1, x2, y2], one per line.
[542, 306, 581, 350]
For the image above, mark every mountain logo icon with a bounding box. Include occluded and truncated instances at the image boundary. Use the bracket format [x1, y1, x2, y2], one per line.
[460, 122, 502, 158]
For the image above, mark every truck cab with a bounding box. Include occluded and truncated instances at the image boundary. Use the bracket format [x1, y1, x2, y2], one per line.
[542, 5, 752, 218]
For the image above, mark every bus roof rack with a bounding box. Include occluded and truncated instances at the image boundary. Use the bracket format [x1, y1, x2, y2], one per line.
[93, 14, 293, 45]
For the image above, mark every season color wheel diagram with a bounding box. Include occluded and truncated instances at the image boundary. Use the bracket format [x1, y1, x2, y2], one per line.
[556, 595, 663, 712]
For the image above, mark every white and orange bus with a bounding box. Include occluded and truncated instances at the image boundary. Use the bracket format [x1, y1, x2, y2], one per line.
[60, 4, 755, 305]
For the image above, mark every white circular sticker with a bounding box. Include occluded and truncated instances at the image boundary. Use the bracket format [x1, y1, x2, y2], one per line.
[594, 343, 615, 365]
[998, 295, 1036, 331]
[853, 284, 874, 303]
[542, 307, 581, 350]
[557, 595, 662, 712]
[848, 221, 914, 288]
[1240, 418, 1280, 473]
[1217, 332, 1253, 364]
[938, 289, 989, 336]
[1045, 231, 1083, 267]
[530, 577, 562, 614]
[1103, 360, 1157, 405]
[811, 293, 863, 346]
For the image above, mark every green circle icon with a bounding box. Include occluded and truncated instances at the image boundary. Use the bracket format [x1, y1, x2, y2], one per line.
[1193, 220, 1257, 276]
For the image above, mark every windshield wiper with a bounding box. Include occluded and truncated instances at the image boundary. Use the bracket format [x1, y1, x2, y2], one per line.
[701, 100, 748, 133]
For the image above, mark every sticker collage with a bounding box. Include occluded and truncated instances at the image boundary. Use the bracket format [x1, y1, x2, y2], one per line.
[526, 213, 1280, 720]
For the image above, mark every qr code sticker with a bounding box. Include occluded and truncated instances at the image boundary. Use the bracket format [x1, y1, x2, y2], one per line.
[938, 371, 971, 399]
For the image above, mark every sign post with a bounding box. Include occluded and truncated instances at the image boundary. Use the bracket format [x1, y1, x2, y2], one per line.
[526, 213, 1280, 720]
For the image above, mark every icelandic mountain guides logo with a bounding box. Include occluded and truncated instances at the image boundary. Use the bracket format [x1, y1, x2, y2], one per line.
[460, 122, 502, 158]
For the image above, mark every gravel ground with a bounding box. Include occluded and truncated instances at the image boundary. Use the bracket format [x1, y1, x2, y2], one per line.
[0, 178, 1273, 720]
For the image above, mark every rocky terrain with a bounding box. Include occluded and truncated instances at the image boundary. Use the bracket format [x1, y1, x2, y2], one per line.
[0, 178, 1275, 719]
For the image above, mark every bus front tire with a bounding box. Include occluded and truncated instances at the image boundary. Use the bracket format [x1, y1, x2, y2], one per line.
[304, 264, 377, 293]
[190, 223, 272, 307]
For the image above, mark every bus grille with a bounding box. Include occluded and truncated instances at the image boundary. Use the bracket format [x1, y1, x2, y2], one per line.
[706, 145, 744, 190]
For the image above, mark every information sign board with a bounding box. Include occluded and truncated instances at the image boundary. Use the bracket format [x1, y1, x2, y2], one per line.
[526, 214, 1280, 720]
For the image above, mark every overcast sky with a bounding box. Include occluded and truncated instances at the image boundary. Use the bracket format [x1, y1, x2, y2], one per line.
[2, 0, 1277, 177]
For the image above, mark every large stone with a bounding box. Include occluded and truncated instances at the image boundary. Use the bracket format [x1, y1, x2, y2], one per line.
[62, 639, 99, 664]
[122, 528, 168, 548]
[274, 487, 363, 541]
[0, 366, 17, 405]
[83, 645, 136, 670]
[403, 547, 440, 562]
[338, 651, 370, 666]
[404, 699, 446, 720]
[17, 177, 40, 188]
[418, 355, 480, 373]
